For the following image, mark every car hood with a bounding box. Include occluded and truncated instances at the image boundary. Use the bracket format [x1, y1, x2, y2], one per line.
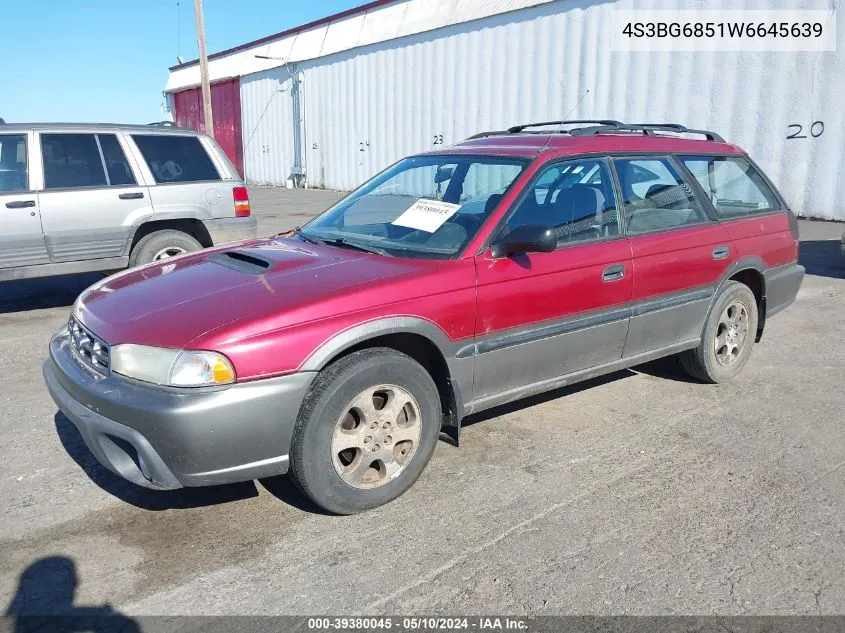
[75, 237, 439, 348]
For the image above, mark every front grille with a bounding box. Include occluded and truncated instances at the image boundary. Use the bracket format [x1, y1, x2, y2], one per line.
[68, 316, 110, 374]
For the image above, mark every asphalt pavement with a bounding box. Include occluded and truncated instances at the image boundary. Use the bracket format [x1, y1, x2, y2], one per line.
[1, 188, 844, 618]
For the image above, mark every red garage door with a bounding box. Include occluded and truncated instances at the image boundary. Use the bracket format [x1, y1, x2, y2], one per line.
[172, 78, 244, 177]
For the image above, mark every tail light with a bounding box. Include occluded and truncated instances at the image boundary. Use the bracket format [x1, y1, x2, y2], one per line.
[233, 186, 251, 217]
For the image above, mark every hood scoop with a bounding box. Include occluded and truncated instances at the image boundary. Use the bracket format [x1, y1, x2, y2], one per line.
[208, 250, 272, 275]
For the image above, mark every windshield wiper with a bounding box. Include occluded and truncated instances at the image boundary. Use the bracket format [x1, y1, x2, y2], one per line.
[293, 226, 324, 246]
[320, 237, 391, 257]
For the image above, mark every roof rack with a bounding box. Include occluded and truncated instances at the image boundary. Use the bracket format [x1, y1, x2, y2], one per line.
[466, 120, 724, 142]
[570, 122, 725, 142]
[466, 120, 623, 140]
[506, 120, 624, 133]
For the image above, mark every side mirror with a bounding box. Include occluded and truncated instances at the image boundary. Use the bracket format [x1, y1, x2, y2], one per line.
[490, 225, 557, 258]
[434, 165, 455, 184]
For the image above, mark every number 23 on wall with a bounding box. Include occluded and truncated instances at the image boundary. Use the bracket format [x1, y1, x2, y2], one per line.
[787, 121, 824, 139]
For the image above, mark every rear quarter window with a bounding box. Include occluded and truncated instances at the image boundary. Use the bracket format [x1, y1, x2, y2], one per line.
[681, 155, 780, 218]
[131, 134, 220, 184]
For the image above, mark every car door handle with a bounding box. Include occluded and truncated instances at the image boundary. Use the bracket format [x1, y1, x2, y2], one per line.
[712, 245, 730, 260]
[5, 200, 35, 209]
[118, 192, 144, 200]
[602, 264, 625, 282]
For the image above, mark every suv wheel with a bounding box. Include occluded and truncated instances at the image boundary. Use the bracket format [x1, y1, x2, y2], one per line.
[129, 230, 202, 267]
[290, 348, 441, 515]
[679, 280, 759, 383]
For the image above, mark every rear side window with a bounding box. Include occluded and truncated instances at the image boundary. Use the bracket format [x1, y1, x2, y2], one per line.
[681, 155, 780, 217]
[506, 158, 621, 244]
[0, 134, 28, 192]
[132, 135, 220, 184]
[613, 157, 708, 235]
[97, 134, 136, 186]
[41, 133, 107, 189]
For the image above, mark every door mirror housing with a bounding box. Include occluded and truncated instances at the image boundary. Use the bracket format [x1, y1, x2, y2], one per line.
[490, 225, 557, 258]
[434, 165, 455, 184]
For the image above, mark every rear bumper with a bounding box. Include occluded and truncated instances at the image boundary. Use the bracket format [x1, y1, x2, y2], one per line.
[765, 262, 805, 318]
[203, 216, 258, 245]
[44, 329, 314, 489]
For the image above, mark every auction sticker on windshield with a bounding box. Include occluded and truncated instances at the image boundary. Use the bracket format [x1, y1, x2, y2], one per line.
[391, 199, 461, 232]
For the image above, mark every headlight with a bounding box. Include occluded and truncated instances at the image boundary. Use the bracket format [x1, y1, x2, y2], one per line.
[110, 344, 235, 387]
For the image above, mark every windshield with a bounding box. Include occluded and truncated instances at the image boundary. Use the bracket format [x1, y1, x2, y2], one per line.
[300, 155, 527, 259]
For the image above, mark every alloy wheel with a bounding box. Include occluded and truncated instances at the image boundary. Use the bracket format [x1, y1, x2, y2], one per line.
[714, 300, 750, 366]
[331, 385, 422, 489]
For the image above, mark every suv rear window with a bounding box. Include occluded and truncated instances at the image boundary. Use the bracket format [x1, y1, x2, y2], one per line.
[131, 135, 220, 184]
[41, 133, 108, 189]
[614, 157, 708, 235]
[681, 155, 780, 217]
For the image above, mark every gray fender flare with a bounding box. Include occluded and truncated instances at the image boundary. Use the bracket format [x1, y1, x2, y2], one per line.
[300, 316, 473, 445]
[708, 256, 768, 339]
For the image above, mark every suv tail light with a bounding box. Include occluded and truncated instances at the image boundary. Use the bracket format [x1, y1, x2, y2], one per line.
[233, 186, 251, 217]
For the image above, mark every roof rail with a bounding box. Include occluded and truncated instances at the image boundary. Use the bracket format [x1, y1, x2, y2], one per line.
[506, 120, 624, 133]
[466, 120, 724, 143]
[465, 130, 509, 140]
[570, 122, 725, 142]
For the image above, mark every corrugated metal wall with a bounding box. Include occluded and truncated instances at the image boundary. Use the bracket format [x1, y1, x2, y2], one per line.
[240, 67, 297, 185]
[239, 0, 844, 220]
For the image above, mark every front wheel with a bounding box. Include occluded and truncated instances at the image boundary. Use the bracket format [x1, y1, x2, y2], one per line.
[289, 348, 441, 514]
[679, 280, 759, 383]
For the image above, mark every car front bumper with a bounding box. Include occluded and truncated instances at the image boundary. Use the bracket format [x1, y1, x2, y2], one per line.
[44, 329, 314, 489]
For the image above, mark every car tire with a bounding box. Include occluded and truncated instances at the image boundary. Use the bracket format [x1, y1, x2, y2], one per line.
[289, 348, 441, 515]
[129, 230, 202, 267]
[679, 280, 759, 383]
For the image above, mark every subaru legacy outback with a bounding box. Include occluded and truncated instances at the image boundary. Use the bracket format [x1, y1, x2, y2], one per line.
[44, 121, 804, 514]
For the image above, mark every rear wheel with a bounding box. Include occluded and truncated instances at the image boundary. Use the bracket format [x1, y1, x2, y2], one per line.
[679, 280, 758, 383]
[129, 229, 202, 267]
[289, 348, 441, 515]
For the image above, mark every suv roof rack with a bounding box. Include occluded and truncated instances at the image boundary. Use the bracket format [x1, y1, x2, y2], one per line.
[569, 122, 725, 142]
[466, 120, 724, 143]
[506, 120, 624, 133]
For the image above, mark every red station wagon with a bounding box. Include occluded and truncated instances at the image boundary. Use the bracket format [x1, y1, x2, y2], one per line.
[44, 121, 805, 514]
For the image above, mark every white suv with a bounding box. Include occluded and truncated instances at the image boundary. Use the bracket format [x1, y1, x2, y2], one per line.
[0, 123, 256, 281]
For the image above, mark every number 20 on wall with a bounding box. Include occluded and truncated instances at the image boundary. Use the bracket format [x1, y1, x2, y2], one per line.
[787, 121, 824, 140]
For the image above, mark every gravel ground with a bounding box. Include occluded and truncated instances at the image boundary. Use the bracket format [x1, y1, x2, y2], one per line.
[0, 188, 843, 619]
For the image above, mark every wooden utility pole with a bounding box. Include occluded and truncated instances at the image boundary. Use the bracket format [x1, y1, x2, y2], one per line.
[193, 0, 214, 137]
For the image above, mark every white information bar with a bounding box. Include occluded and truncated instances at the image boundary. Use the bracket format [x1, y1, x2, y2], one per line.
[610, 10, 836, 52]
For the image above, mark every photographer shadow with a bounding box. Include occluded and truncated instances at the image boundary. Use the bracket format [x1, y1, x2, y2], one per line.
[5, 556, 140, 633]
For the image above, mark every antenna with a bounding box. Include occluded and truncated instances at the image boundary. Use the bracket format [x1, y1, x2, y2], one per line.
[536, 88, 592, 151]
[176, 1, 181, 60]
[557, 89, 590, 134]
